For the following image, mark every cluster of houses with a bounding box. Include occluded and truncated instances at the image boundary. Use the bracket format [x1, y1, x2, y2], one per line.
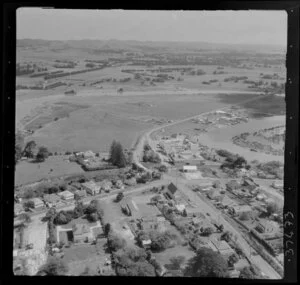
[14, 176, 125, 216]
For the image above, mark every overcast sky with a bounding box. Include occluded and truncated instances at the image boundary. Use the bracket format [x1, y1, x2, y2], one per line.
[17, 8, 287, 46]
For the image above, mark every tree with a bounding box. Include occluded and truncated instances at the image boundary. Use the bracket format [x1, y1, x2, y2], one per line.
[36, 146, 49, 162]
[87, 212, 98, 222]
[73, 201, 85, 218]
[108, 233, 127, 251]
[104, 223, 112, 236]
[266, 202, 279, 216]
[37, 257, 68, 276]
[19, 213, 31, 223]
[227, 254, 239, 267]
[109, 141, 127, 168]
[169, 256, 186, 270]
[115, 192, 124, 202]
[15, 144, 23, 165]
[239, 212, 250, 221]
[54, 211, 72, 225]
[221, 231, 233, 242]
[184, 247, 229, 277]
[200, 227, 214, 237]
[239, 265, 262, 279]
[23, 140, 36, 158]
[23, 200, 35, 210]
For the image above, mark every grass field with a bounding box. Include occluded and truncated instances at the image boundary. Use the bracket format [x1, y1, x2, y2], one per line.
[15, 156, 84, 186]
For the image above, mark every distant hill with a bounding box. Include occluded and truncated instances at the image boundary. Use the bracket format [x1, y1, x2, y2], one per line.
[16, 38, 286, 54]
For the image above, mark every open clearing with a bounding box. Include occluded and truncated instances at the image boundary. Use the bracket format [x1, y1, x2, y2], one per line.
[15, 156, 84, 186]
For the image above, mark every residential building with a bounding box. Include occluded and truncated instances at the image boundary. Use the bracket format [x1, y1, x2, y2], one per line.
[207, 189, 223, 201]
[43, 194, 63, 207]
[30, 197, 44, 209]
[82, 181, 101, 196]
[96, 180, 112, 192]
[74, 189, 87, 199]
[230, 205, 252, 216]
[175, 204, 186, 213]
[58, 190, 74, 201]
[183, 165, 197, 173]
[72, 223, 92, 243]
[226, 180, 240, 191]
[210, 236, 235, 258]
[255, 221, 278, 234]
[272, 181, 284, 189]
[163, 182, 178, 200]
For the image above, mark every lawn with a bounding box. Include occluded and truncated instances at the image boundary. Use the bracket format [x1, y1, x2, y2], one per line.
[153, 245, 195, 270]
[15, 156, 84, 186]
[61, 239, 114, 276]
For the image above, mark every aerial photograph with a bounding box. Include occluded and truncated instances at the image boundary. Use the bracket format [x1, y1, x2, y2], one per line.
[14, 9, 286, 278]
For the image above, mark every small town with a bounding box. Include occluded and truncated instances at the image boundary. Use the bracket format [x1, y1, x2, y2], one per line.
[12, 8, 286, 279]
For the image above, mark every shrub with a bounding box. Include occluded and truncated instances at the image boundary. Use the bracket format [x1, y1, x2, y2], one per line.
[37, 257, 68, 276]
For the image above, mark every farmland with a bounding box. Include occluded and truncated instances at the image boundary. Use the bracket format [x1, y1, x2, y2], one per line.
[14, 38, 286, 278]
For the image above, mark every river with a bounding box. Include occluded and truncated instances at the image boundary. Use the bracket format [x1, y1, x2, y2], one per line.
[197, 115, 285, 163]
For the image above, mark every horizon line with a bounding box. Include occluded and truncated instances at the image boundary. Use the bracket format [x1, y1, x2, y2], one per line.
[16, 37, 286, 48]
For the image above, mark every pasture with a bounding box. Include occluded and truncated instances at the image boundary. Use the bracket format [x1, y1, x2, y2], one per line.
[14, 156, 84, 186]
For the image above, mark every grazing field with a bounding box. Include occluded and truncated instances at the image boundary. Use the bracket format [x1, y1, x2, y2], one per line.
[15, 156, 84, 186]
[20, 92, 254, 154]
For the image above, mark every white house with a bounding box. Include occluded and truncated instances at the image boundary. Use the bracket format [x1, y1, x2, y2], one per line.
[30, 198, 44, 209]
[175, 204, 186, 213]
[272, 181, 283, 189]
[58, 190, 74, 201]
[183, 165, 197, 173]
[82, 181, 101, 196]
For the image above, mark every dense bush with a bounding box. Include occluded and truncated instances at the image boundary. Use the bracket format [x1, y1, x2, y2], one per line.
[184, 247, 229, 277]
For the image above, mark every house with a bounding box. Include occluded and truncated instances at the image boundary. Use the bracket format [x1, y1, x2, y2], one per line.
[30, 197, 44, 209]
[242, 177, 258, 190]
[183, 165, 197, 173]
[175, 204, 186, 213]
[43, 194, 63, 207]
[230, 205, 252, 216]
[82, 181, 101, 196]
[96, 180, 112, 192]
[272, 181, 284, 189]
[58, 190, 74, 201]
[74, 189, 87, 199]
[163, 183, 178, 200]
[207, 189, 223, 201]
[120, 199, 139, 217]
[210, 236, 235, 258]
[226, 180, 240, 191]
[115, 180, 125, 190]
[220, 196, 237, 208]
[255, 221, 277, 234]
[72, 223, 92, 243]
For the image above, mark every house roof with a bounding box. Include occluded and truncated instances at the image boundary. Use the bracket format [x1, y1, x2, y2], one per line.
[167, 183, 177, 194]
[232, 205, 252, 213]
[73, 223, 90, 235]
[43, 194, 61, 203]
[58, 190, 74, 198]
[31, 197, 44, 204]
[75, 189, 86, 197]
[183, 165, 197, 171]
[82, 181, 100, 191]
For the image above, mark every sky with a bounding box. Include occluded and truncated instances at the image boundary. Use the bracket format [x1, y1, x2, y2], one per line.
[17, 8, 287, 47]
